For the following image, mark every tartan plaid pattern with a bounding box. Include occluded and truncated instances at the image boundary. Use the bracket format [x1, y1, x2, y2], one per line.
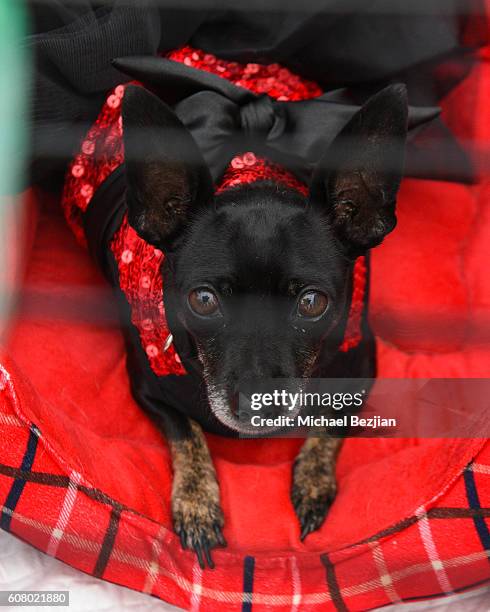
[1, 361, 490, 611]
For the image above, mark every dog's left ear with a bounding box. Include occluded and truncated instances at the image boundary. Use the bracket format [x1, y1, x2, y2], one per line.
[309, 84, 409, 258]
[122, 85, 214, 250]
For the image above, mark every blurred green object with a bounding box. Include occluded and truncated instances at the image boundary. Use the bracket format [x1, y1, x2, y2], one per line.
[0, 0, 27, 195]
[0, 1, 28, 339]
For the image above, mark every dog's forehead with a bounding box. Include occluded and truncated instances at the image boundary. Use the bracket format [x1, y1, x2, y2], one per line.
[178, 194, 346, 290]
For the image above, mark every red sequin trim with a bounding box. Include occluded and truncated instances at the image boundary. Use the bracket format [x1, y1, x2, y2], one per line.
[61, 46, 366, 378]
[63, 84, 125, 246]
[339, 256, 367, 352]
[111, 217, 185, 375]
[217, 152, 308, 196]
[167, 46, 323, 101]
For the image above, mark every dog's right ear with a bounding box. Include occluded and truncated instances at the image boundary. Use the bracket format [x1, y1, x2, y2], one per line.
[122, 85, 214, 250]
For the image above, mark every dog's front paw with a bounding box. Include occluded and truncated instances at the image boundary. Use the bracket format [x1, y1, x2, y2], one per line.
[291, 438, 338, 541]
[172, 477, 226, 569]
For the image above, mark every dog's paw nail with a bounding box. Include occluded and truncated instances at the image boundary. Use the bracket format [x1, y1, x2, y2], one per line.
[194, 542, 205, 569]
[293, 494, 334, 541]
[300, 522, 312, 541]
[190, 535, 216, 569]
[291, 458, 336, 541]
[213, 523, 226, 547]
[299, 514, 321, 541]
[201, 537, 215, 569]
[173, 494, 225, 568]
[179, 529, 188, 550]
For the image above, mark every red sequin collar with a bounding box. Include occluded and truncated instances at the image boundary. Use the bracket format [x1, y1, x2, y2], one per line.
[61, 46, 366, 378]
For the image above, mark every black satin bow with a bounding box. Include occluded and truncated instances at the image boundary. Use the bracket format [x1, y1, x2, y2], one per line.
[113, 56, 473, 183]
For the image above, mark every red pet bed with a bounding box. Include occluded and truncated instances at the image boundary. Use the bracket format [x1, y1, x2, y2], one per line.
[1, 26, 490, 612]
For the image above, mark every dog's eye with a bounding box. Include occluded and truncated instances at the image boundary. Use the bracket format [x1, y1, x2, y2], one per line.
[297, 291, 329, 319]
[188, 288, 221, 317]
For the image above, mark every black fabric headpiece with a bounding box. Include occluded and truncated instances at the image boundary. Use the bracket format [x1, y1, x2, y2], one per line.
[113, 56, 472, 183]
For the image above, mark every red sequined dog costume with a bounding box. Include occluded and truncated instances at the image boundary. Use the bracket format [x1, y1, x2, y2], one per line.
[61, 46, 366, 380]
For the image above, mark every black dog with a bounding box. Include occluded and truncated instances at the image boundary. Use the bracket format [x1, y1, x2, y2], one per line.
[120, 81, 408, 568]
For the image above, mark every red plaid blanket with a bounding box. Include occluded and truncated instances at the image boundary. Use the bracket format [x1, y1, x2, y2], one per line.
[1, 354, 489, 610]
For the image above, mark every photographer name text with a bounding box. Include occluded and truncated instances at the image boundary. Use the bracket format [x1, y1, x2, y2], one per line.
[249, 414, 396, 429]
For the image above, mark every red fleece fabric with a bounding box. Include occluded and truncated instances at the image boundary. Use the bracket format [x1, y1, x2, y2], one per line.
[1, 29, 490, 612]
